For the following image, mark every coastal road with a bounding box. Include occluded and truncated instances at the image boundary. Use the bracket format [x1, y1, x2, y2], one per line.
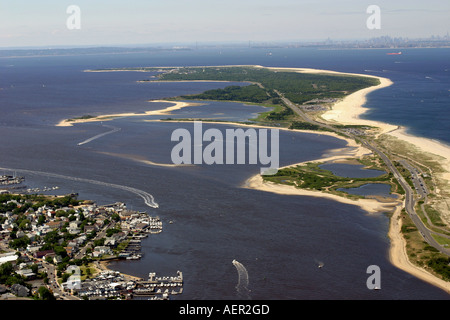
[398, 159, 428, 199]
[73, 221, 115, 260]
[41, 260, 80, 300]
[279, 93, 450, 256]
[363, 141, 450, 255]
[398, 160, 450, 238]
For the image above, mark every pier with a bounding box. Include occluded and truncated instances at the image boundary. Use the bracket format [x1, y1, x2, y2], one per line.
[0, 175, 25, 186]
[77, 270, 183, 300]
[133, 271, 184, 298]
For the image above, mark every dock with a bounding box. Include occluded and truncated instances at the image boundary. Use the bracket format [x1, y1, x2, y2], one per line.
[133, 271, 184, 298]
[77, 270, 184, 300]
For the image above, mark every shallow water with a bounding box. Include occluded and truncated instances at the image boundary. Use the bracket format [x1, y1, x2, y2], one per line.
[0, 49, 449, 299]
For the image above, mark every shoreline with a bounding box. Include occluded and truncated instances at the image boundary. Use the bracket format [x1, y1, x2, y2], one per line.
[233, 65, 450, 294]
[58, 65, 450, 294]
[55, 100, 202, 127]
[243, 174, 400, 214]
[388, 205, 450, 294]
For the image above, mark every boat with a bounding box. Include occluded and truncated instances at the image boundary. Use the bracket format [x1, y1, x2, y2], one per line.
[387, 52, 402, 55]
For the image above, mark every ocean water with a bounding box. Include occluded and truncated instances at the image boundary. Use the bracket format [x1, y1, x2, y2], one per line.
[319, 163, 386, 178]
[338, 183, 397, 199]
[0, 47, 449, 299]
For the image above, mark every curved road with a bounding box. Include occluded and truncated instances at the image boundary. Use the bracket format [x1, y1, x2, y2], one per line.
[279, 92, 450, 256]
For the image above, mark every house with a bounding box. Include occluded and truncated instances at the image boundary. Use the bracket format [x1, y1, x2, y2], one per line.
[34, 250, 55, 259]
[46, 220, 63, 230]
[74, 235, 87, 245]
[68, 225, 81, 235]
[16, 269, 35, 279]
[0, 252, 18, 264]
[104, 238, 116, 248]
[53, 255, 63, 264]
[15, 230, 26, 238]
[67, 241, 78, 249]
[69, 221, 81, 229]
[65, 246, 75, 257]
[10, 284, 29, 297]
[84, 225, 97, 233]
[92, 246, 112, 258]
[36, 224, 51, 236]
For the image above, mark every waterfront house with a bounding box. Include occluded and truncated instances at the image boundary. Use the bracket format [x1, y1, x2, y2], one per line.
[92, 246, 112, 258]
[104, 238, 117, 248]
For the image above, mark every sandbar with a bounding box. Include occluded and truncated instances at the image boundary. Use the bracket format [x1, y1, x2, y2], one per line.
[60, 65, 450, 293]
[56, 100, 200, 127]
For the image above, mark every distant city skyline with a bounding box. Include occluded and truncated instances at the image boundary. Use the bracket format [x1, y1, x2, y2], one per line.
[0, 0, 449, 48]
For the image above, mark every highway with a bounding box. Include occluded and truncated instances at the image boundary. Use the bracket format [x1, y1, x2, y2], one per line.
[279, 92, 450, 256]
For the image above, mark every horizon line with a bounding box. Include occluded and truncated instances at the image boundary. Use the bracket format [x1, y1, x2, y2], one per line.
[1, 33, 449, 51]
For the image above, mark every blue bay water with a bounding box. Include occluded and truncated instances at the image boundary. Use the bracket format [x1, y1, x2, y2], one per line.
[0, 47, 449, 299]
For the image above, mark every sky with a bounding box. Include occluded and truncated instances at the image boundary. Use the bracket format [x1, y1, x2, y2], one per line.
[0, 0, 449, 48]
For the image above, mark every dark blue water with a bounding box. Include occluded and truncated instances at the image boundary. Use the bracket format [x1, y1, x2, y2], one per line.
[0, 47, 449, 299]
[320, 163, 386, 178]
[145, 100, 270, 122]
[338, 183, 397, 199]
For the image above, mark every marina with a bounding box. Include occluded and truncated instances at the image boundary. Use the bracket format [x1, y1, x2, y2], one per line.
[0, 175, 24, 185]
[77, 270, 183, 300]
[133, 271, 184, 299]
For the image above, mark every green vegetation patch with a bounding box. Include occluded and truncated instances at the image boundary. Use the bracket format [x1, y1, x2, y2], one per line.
[289, 121, 334, 132]
[67, 115, 95, 122]
[181, 84, 269, 103]
[263, 161, 392, 195]
[156, 66, 379, 105]
[400, 210, 450, 281]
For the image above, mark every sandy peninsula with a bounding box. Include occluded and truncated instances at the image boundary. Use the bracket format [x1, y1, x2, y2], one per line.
[58, 65, 450, 294]
[256, 65, 397, 136]
[56, 100, 200, 127]
[238, 65, 450, 294]
[244, 174, 398, 214]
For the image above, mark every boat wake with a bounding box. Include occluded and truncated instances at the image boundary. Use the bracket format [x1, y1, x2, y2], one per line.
[0, 166, 159, 208]
[314, 258, 324, 268]
[78, 124, 121, 146]
[232, 259, 250, 298]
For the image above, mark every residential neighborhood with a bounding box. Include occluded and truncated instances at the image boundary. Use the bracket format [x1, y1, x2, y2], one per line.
[0, 191, 179, 300]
